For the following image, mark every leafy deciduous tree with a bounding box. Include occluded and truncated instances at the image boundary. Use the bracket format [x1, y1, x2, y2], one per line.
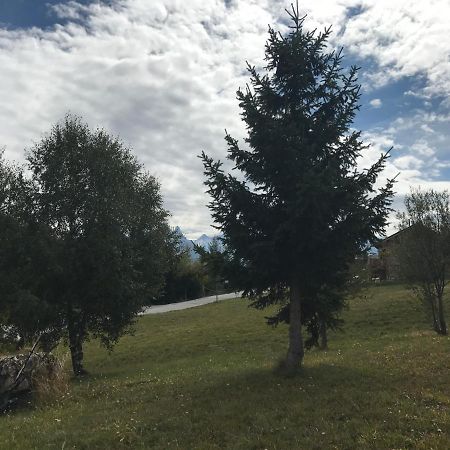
[0, 152, 59, 350]
[397, 188, 449, 335]
[1, 116, 173, 375]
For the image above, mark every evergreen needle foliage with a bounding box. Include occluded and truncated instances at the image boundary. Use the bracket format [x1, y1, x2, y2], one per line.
[201, 4, 395, 371]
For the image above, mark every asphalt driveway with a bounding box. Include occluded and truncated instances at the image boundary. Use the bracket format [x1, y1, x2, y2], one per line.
[141, 292, 243, 315]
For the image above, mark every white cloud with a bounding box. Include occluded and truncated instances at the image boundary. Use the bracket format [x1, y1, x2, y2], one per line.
[420, 124, 434, 133]
[393, 155, 424, 171]
[277, 1, 447, 100]
[411, 140, 435, 157]
[0, 0, 276, 236]
[404, 90, 430, 99]
[369, 98, 382, 108]
[336, 0, 450, 98]
[0, 0, 449, 237]
[361, 131, 449, 196]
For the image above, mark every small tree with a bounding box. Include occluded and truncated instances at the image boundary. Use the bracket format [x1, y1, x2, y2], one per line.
[23, 115, 172, 375]
[397, 188, 449, 335]
[201, 4, 394, 371]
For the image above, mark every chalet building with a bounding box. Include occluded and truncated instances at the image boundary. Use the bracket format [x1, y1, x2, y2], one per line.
[370, 227, 412, 280]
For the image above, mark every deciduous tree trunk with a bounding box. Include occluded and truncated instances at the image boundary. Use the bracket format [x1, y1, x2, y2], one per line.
[67, 305, 87, 376]
[437, 295, 448, 335]
[285, 276, 304, 372]
[69, 331, 85, 376]
[430, 297, 439, 333]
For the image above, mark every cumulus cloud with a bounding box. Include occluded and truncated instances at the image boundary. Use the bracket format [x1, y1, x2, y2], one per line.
[361, 131, 449, 195]
[411, 140, 435, 157]
[420, 124, 434, 133]
[0, 0, 449, 237]
[336, 0, 450, 98]
[369, 98, 382, 108]
[393, 155, 424, 171]
[0, 0, 276, 236]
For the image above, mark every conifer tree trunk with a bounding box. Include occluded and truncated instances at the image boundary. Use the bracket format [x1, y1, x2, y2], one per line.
[319, 318, 328, 350]
[286, 276, 304, 371]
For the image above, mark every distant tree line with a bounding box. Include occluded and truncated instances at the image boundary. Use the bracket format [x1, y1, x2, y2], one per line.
[156, 235, 237, 305]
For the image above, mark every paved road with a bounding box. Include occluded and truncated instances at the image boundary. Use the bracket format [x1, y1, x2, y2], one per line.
[141, 292, 243, 315]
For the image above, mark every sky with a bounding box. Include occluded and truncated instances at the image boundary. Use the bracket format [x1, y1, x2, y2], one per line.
[0, 0, 449, 238]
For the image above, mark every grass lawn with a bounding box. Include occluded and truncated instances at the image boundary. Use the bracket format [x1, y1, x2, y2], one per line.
[1, 284, 449, 449]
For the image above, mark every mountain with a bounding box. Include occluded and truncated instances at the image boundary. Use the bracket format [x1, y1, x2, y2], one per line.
[194, 234, 215, 250]
[174, 227, 222, 259]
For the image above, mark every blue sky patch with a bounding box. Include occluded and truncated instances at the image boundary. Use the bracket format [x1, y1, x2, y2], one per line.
[0, 0, 109, 30]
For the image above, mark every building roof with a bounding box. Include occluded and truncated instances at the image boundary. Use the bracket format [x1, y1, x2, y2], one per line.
[374, 226, 412, 249]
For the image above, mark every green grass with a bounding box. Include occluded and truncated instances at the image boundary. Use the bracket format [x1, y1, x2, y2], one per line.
[1, 284, 449, 449]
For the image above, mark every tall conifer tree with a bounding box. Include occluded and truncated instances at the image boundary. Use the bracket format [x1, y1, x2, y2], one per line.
[201, 4, 394, 371]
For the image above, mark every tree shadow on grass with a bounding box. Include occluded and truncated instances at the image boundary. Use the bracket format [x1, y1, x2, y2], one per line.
[189, 361, 391, 403]
[0, 390, 33, 415]
[180, 363, 398, 426]
[145, 362, 398, 449]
